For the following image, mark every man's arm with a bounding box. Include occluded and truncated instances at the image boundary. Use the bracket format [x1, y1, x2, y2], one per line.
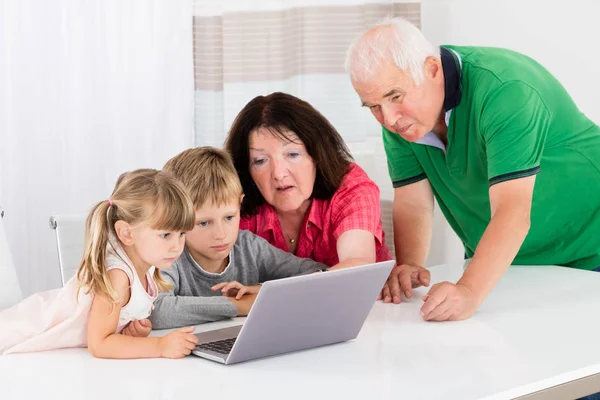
[421, 175, 535, 321]
[393, 179, 434, 267]
[383, 179, 434, 303]
[460, 176, 535, 300]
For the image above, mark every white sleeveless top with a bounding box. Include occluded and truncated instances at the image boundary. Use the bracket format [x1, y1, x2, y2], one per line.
[0, 238, 158, 354]
[105, 239, 158, 332]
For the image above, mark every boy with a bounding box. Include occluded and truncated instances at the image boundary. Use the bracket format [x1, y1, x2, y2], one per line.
[148, 147, 327, 329]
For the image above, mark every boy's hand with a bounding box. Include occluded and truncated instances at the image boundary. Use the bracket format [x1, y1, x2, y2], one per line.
[121, 319, 152, 337]
[212, 281, 261, 300]
[228, 293, 258, 316]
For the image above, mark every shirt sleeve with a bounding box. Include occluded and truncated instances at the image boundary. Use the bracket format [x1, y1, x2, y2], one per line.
[382, 125, 426, 188]
[149, 264, 237, 329]
[330, 176, 384, 245]
[480, 81, 550, 186]
[244, 232, 326, 281]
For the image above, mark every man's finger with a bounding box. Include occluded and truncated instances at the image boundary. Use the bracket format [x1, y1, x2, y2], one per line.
[381, 282, 391, 303]
[431, 308, 454, 322]
[383, 283, 391, 303]
[423, 299, 451, 321]
[377, 281, 389, 300]
[418, 269, 431, 287]
[399, 271, 413, 299]
[420, 286, 446, 317]
[384, 266, 402, 302]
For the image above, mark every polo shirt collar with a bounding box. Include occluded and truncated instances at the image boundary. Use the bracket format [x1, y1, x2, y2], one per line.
[441, 46, 462, 112]
[416, 46, 463, 151]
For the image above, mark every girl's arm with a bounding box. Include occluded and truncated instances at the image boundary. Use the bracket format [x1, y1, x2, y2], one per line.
[87, 269, 198, 359]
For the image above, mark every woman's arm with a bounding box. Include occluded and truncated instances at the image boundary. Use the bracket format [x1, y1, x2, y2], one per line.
[328, 176, 385, 270]
[329, 229, 377, 270]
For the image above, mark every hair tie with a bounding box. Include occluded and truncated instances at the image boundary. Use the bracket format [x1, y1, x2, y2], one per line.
[108, 199, 113, 206]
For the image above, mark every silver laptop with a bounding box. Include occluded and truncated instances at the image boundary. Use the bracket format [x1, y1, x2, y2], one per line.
[191, 260, 395, 364]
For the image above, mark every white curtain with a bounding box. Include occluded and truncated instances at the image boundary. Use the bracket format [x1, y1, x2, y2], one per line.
[0, 0, 195, 296]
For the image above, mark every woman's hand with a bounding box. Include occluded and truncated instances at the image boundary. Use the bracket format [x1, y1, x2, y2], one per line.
[212, 281, 261, 299]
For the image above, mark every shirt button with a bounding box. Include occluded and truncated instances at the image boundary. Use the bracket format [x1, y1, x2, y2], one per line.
[307, 222, 312, 229]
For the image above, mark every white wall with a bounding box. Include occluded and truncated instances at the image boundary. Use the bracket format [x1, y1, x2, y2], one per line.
[0, 1, 194, 296]
[421, 0, 600, 125]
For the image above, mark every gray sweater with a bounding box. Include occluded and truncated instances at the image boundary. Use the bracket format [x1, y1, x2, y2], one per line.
[150, 230, 327, 328]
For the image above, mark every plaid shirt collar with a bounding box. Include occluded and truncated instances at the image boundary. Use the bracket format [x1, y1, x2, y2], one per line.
[255, 199, 323, 237]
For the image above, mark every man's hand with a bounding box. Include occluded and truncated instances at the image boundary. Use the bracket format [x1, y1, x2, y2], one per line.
[212, 281, 261, 300]
[121, 319, 152, 337]
[379, 263, 431, 303]
[420, 282, 480, 321]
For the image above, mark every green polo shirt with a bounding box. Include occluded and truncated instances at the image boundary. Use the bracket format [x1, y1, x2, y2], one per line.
[383, 45, 600, 270]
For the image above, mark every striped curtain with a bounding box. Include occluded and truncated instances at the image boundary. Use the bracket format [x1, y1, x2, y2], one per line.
[192, 1, 421, 200]
[192, 0, 423, 261]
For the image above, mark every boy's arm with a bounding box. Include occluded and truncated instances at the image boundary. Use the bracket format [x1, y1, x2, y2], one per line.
[148, 261, 238, 328]
[248, 234, 327, 281]
[150, 293, 239, 329]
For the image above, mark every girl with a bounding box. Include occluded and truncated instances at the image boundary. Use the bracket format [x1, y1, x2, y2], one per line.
[0, 169, 200, 358]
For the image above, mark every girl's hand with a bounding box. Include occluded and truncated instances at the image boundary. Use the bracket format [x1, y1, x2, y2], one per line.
[211, 281, 261, 299]
[158, 326, 199, 359]
[121, 319, 152, 337]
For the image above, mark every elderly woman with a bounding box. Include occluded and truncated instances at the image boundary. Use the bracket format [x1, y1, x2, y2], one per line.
[225, 92, 391, 270]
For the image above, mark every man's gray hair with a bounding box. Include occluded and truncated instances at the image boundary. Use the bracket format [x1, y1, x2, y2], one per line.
[345, 17, 440, 86]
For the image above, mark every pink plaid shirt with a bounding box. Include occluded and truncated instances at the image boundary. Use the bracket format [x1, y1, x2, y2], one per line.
[240, 163, 392, 267]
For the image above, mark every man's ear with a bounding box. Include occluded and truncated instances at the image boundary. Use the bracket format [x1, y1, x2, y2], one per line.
[424, 56, 443, 81]
[114, 220, 135, 246]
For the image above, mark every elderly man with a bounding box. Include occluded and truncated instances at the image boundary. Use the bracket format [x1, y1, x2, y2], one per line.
[345, 18, 600, 322]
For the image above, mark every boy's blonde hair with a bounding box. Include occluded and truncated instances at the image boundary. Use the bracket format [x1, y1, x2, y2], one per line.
[77, 169, 195, 303]
[163, 146, 243, 208]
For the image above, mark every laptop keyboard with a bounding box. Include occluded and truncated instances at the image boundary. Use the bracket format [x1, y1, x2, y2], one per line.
[196, 337, 237, 355]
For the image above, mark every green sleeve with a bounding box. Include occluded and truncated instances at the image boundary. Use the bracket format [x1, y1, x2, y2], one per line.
[382, 126, 426, 188]
[480, 81, 550, 186]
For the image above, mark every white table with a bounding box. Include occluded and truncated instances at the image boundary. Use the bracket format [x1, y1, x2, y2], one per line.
[2, 263, 600, 400]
